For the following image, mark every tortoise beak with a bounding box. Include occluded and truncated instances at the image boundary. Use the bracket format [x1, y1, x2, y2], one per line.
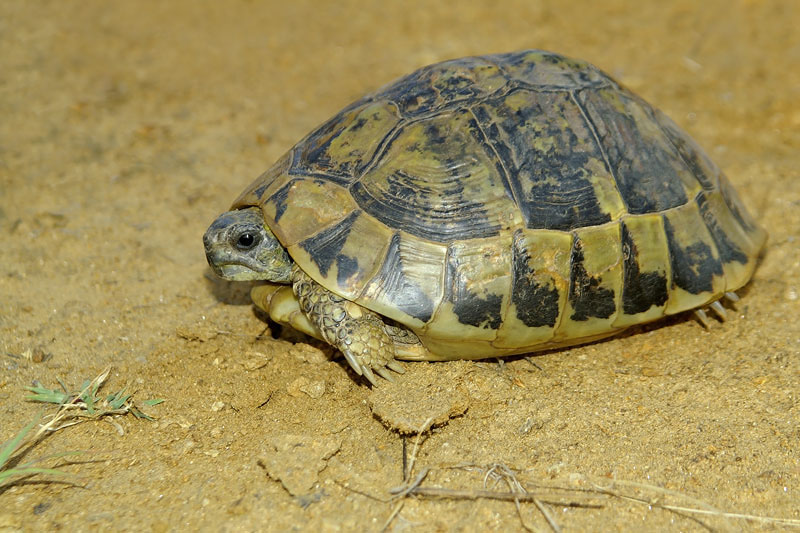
[204, 245, 265, 281]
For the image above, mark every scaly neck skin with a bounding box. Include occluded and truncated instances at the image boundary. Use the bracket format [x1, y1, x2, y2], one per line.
[203, 207, 293, 282]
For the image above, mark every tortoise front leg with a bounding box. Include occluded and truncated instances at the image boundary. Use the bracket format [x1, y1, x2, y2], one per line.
[251, 284, 324, 341]
[291, 266, 406, 385]
[251, 272, 430, 382]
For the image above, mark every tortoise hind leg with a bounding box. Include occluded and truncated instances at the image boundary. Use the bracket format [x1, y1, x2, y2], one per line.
[382, 323, 433, 361]
[291, 266, 407, 385]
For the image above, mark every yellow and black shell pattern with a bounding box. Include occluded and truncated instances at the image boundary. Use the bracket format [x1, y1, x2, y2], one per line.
[233, 50, 766, 361]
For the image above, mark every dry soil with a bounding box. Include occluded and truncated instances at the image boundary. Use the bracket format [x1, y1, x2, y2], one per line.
[1, 1, 798, 531]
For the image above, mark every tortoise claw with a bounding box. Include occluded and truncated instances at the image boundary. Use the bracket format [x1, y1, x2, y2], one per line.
[387, 360, 406, 374]
[709, 300, 727, 321]
[694, 308, 712, 329]
[375, 366, 396, 382]
[361, 365, 378, 386]
[723, 291, 740, 303]
[342, 350, 364, 376]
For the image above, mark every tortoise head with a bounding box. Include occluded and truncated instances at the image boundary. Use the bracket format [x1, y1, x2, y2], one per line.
[203, 207, 293, 282]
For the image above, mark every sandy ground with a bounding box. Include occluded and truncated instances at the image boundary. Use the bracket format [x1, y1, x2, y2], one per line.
[1, 1, 798, 531]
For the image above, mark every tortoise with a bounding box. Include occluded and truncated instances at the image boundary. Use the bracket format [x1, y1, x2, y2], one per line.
[203, 50, 766, 385]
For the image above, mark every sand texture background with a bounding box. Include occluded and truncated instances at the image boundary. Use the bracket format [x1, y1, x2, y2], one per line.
[1, 1, 798, 531]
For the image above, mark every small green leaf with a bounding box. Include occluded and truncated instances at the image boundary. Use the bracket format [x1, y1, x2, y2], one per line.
[0, 412, 41, 469]
[16, 450, 84, 467]
[130, 408, 154, 421]
[25, 386, 69, 405]
[0, 466, 71, 486]
[142, 399, 165, 406]
[108, 388, 131, 410]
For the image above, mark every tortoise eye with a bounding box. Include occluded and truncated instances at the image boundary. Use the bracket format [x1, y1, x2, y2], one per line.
[235, 232, 258, 250]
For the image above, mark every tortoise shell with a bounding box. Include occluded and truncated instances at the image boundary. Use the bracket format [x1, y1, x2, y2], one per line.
[233, 50, 766, 360]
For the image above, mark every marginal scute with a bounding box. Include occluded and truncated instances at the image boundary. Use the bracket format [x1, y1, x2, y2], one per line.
[493, 229, 571, 349]
[510, 230, 561, 328]
[696, 192, 748, 266]
[614, 216, 670, 327]
[695, 191, 764, 292]
[558, 224, 623, 341]
[427, 236, 512, 343]
[662, 203, 726, 314]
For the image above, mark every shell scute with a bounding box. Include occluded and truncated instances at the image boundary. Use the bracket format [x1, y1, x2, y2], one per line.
[426, 235, 512, 343]
[654, 110, 720, 192]
[616, 216, 670, 326]
[473, 88, 625, 231]
[509, 229, 563, 329]
[495, 50, 613, 89]
[351, 108, 519, 242]
[493, 229, 571, 349]
[293, 101, 401, 182]
[576, 88, 697, 214]
[557, 223, 624, 340]
[260, 178, 357, 247]
[662, 203, 726, 313]
[293, 210, 392, 301]
[360, 233, 445, 328]
[375, 56, 507, 117]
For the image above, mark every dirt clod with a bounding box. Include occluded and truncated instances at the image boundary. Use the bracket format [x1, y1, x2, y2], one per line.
[257, 434, 342, 496]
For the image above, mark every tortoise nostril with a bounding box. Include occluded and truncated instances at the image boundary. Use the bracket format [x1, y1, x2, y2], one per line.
[202, 231, 213, 250]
